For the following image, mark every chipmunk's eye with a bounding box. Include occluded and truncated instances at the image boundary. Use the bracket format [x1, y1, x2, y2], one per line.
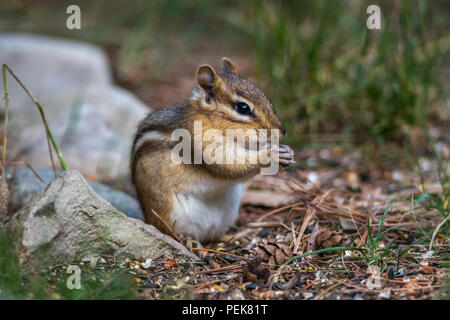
[233, 102, 252, 115]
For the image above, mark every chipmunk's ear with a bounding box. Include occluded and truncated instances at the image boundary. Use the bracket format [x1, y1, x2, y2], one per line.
[221, 57, 238, 75]
[196, 64, 222, 104]
[196, 64, 216, 92]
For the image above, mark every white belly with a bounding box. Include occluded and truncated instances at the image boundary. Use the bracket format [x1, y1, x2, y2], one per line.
[170, 180, 243, 242]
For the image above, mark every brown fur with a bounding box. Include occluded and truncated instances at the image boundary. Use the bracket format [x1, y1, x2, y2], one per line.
[131, 57, 286, 236]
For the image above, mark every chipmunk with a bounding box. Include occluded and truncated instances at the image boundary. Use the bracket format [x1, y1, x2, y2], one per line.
[131, 57, 295, 242]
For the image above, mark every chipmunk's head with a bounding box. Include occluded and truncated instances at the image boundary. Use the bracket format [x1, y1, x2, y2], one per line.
[189, 57, 286, 140]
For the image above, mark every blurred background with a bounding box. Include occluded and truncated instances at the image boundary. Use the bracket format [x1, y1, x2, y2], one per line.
[0, 0, 449, 182]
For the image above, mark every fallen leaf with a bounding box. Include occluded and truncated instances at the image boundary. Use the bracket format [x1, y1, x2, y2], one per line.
[164, 259, 178, 270]
[208, 259, 221, 269]
[421, 266, 436, 274]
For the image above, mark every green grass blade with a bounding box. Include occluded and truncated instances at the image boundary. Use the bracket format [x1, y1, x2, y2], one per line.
[375, 200, 395, 245]
[282, 246, 365, 268]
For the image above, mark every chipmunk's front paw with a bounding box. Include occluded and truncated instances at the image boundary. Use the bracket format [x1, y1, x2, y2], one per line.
[273, 144, 295, 166]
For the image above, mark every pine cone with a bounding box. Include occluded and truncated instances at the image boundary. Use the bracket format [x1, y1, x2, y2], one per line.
[256, 242, 293, 266]
[316, 229, 343, 249]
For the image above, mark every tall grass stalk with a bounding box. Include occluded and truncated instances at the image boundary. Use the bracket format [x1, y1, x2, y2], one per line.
[1, 64, 69, 172]
[1, 64, 9, 178]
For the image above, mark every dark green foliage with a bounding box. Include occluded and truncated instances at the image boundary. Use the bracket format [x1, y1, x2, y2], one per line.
[0, 228, 139, 300]
[246, 0, 448, 145]
[0, 229, 26, 299]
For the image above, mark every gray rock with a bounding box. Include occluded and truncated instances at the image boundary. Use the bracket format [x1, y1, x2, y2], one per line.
[0, 33, 148, 183]
[6, 167, 144, 221]
[89, 182, 144, 221]
[4, 170, 197, 273]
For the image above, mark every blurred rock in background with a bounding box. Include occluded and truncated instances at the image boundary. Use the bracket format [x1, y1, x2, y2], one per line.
[0, 33, 148, 185]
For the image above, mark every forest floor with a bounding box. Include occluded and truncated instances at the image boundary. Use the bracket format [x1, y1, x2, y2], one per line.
[39, 145, 448, 300]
